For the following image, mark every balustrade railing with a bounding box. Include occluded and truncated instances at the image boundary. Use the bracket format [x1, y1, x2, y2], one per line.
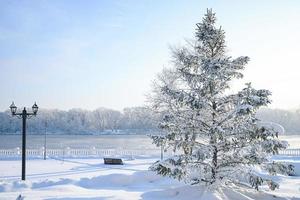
[0, 147, 168, 159]
[0, 147, 298, 159]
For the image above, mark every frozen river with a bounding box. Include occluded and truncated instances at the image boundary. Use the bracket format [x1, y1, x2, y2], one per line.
[0, 134, 156, 149]
[0, 134, 299, 150]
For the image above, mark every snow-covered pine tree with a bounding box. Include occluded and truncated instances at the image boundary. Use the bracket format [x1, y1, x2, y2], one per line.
[149, 9, 293, 190]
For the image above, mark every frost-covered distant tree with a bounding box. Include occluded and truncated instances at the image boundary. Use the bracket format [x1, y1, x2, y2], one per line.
[149, 9, 292, 190]
[122, 107, 157, 130]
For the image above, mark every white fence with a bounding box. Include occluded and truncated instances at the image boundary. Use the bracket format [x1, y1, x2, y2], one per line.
[0, 148, 299, 159]
[279, 148, 300, 156]
[0, 147, 169, 159]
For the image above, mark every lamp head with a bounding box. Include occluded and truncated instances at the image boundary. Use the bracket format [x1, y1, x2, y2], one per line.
[10, 102, 17, 115]
[32, 102, 38, 115]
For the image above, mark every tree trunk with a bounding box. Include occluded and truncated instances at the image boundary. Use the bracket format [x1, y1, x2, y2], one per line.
[211, 146, 217, 183]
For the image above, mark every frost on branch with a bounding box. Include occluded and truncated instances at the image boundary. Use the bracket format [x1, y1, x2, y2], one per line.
[149, 9, 291, 191]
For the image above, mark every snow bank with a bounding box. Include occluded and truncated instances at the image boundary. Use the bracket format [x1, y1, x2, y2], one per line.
[0, 158, 299, 200]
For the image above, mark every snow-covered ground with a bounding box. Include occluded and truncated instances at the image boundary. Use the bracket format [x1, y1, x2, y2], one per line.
[0, 157, 300, 200]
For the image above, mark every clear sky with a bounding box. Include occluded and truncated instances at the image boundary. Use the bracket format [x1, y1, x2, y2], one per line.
[1, 0, 300, 111]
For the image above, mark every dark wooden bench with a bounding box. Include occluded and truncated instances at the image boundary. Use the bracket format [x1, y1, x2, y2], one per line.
[104, 158, 123, 165]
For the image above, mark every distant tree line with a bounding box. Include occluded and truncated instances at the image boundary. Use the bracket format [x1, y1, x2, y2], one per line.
[0, 107, 159, 134]
[0, 106, 299, 134]
[257, 108, 300, 134]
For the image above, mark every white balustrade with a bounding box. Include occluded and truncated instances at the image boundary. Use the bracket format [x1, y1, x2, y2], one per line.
[2, 147, 298, 158]
[0, 147, 169, 159]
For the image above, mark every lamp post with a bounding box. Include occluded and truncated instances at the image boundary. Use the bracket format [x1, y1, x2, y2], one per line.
[10, 102, 38, 181]
[44, 120, 47, 160]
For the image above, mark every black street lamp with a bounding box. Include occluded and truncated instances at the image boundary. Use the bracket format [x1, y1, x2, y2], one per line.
[10, 102, 39, 181]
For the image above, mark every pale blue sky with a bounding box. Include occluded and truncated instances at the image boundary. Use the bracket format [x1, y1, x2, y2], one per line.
[1, 0, 300, 111]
